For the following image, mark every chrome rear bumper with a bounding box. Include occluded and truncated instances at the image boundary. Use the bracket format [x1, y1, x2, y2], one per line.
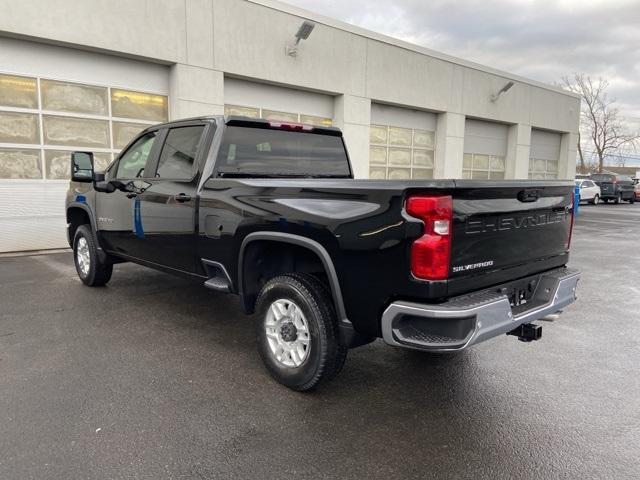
[381, 268, 580, 352]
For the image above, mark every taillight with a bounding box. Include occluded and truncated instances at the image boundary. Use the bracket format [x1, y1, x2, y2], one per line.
[567, 191, 575, 250]
[405, 195, 453, 280]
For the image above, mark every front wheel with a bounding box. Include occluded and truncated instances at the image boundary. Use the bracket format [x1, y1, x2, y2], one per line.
[254, 273, 347, 391]
[629, 196, 635, 204]
[591, 194, 600, 205]
[615, 193, 622, 204]
[73, 225, 113, 286]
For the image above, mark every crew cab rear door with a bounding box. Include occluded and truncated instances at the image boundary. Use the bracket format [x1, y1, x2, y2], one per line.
[133, 122, 209, 273]
[448, 181, 573, 285]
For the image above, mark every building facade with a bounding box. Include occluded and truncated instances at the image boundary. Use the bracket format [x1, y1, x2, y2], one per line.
[0, 0, 580, 252]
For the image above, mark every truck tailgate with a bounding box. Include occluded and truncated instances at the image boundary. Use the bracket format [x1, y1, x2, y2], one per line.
[449, 181, 573, 279]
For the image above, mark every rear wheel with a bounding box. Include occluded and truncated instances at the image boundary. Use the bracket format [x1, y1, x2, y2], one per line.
[254, 273, 347, 391]
[629, 195, 635, 204]
[73, 225, 113, 286]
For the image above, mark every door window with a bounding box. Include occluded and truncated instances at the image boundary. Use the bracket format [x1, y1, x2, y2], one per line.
[116, 132, 156, 178]
[155, 126, 205, 179]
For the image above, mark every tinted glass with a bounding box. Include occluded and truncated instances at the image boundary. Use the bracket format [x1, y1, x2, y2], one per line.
[116, 132, 156, 178]
[156, 126, 205, 179]
[217, 126, 350, 177]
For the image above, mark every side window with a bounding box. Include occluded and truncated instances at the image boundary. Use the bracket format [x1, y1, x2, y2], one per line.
[155, 126, 205, 179]
[116, 132, 157, 179]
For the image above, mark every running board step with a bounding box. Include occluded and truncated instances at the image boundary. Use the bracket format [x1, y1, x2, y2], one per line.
[201, 259, 232, 293]
[204, 276, 230, 293]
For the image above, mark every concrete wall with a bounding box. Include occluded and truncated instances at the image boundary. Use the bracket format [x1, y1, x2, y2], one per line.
[0, 0, 581, 178]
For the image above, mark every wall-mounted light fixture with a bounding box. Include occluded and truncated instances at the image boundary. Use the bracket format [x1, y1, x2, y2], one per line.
[490, 81, 514, 102]
[285, 20, 316, 57]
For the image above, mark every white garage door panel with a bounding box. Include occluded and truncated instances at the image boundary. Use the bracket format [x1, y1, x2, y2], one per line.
[0, 38, 169, 253]
[0, 37, 168, 94]
[224, 78, 333, 118]
[371, 104, 436, 131]
[530, 129, 561, 161]
[464, 119, 508, 156]
[0, 182, 68, 252]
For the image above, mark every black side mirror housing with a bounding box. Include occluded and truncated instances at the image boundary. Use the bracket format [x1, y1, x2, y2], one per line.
[71, 151, 95, 183]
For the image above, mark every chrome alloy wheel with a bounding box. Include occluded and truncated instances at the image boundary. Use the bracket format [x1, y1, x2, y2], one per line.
[76, 237, 91, 276]
[264, 299, 310, 368]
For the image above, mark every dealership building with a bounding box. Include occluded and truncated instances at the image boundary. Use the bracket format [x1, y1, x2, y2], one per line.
[0, 0, 580, 253]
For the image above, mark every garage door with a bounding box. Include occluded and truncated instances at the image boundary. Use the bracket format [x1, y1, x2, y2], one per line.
[0, 38, 169, 253]
[224, 78, 333, 127]
[463, 119, 508, 179]
[529, 129, 561, 179]
[369, 104, 436, 180]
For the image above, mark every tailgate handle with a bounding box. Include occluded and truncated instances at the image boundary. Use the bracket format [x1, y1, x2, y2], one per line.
[517, 189, 540, 203]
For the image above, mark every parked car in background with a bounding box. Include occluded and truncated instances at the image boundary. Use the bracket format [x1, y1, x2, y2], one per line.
[575, 179, 601, 205]
[590, 174, 635, 204]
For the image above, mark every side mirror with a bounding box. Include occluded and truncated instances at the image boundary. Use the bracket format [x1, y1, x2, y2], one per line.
[71, 151, 94, 183]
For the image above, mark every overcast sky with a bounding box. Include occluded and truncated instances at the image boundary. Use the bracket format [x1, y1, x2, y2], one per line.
[282, 0, 640, 164]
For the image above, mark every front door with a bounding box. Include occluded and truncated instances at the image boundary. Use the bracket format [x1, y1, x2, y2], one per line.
[134, 123, 208, 273]
[96, 130, 161, 257]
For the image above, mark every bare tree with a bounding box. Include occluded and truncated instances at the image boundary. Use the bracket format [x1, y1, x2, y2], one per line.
[561, 74, 639, 173]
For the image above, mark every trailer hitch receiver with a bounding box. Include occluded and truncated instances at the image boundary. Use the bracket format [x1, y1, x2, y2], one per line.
[507, 323, 542, 342]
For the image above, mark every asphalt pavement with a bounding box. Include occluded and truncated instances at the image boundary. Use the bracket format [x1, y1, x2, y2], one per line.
[1, 203, 639, 479]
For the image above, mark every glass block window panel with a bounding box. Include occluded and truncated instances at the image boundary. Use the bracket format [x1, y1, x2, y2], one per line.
[463, 153, 506, 179]
[413, 169, 433, 180]
[388, 127, 412, 146]
[388, 168, 411, 180]
[93, 153, 113, 173]
[369, 167, 386, 179]
[369, 146, 387, 165]
[299, 114, 332, 127]
[0, 111, 40, 144]
[44, 150, 71, 179]
[413, 130, 435, 149]
[388, 148, 411, 166]
[43, 115, 109, 148]
[41, 80, 108, 116]
[528, 158, 559, 179]
[369, 123, 435, 179]
[113, 121, 148, 149]
[369, 125, 388, 144]
[0, 148, 42, 179]
[0, 74, 37, 108]
[111, 89, 168, 122]
[413, 149, 434, 168]
[262, 109, 299, 123]
[225, 105, 260, 118]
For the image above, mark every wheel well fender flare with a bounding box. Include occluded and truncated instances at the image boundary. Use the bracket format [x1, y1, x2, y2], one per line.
[238, 232, 350, 326]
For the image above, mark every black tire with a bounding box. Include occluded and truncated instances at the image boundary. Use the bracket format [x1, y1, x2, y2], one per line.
[629, 196, 635, 204]
[254, 273, 347, 391]
[591, 194, 599, 205]
[615, 193, 622, 204]
[73, 224, 113, 287]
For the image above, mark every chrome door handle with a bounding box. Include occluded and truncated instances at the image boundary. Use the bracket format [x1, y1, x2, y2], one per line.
[175, 193, 192, 203]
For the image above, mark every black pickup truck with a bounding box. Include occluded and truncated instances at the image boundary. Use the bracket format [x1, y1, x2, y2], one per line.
[66, 116, 580, 390]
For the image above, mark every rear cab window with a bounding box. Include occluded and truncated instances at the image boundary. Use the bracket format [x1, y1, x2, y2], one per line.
[216, 126, 351, 178]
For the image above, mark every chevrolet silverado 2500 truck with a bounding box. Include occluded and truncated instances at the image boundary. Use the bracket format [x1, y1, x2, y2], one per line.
[66, 116, 580, 391]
